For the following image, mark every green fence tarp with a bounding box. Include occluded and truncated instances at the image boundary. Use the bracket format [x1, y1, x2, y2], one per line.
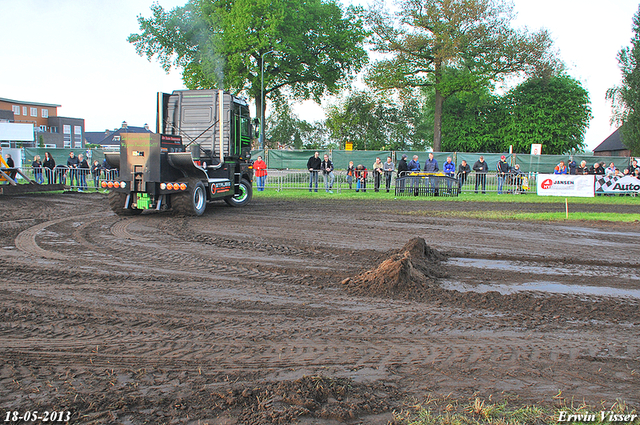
[23, 148, 107, 168]
[331, 150, 392, 170]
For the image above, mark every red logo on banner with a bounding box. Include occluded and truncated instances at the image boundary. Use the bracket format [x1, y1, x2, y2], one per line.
[541, 179, 553, 189]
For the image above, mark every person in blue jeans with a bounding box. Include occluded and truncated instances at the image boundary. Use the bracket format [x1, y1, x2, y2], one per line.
[443, 156, 455, 193]
[496, 155, 510, 194]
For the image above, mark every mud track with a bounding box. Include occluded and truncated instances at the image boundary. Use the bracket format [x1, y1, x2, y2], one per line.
[0, 193, 639, 424]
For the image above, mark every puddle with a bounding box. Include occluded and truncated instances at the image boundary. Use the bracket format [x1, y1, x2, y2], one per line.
[448, 257, 640, 280]
[441, 280, 640, 299]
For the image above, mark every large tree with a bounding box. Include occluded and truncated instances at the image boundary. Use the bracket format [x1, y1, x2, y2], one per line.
[607, 4, 640, 156]
[128, 0, 368, 127]
[500, 75, 591, 154]
[365, 0, 559, 151]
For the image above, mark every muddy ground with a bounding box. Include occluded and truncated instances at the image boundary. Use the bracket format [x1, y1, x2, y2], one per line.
[0, 192, 639, 424]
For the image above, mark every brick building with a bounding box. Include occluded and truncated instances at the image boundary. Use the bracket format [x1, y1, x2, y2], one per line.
[0, 97, 84, 148]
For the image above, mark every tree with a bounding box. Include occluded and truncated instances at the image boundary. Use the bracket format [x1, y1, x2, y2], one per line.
[607, 4, 640, 156]
[365, 0, 559, 151]
[128, 0, 368, 128]
[324, 90, 429, 150]
[500, 75, 591, 154]
[265, 101, 325, 149]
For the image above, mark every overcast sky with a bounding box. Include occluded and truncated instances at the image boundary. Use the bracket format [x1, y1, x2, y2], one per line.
[2, 0, 639, 150]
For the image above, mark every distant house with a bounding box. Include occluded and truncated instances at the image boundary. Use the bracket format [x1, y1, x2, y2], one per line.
[85, 122, 152, 148]
[593, 127, 631, 157]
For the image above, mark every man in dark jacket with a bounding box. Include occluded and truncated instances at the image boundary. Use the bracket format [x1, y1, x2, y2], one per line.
[307, 151, 322, 192]
[496, 155, 510, 194]
[457, 159, 471, 191]
[473, 156, 488, 194]
[396, 154, 409, 193]
[4, 154, 17, 181]
[423, 152, 439, 173]
[67, 152, 80, 189]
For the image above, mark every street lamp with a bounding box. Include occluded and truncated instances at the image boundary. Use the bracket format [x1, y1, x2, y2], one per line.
[260, 50, 275, 150]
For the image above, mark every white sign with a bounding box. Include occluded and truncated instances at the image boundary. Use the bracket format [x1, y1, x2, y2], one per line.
[537, 174, 594, 197]
[531, 144, 542, 155]
[0, 123, 34, 141]
[596, 175, 640, 194]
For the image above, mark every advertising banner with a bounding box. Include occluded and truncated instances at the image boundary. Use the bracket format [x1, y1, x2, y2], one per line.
[595, 175, 640, 194]
[536, 174, 594, 197]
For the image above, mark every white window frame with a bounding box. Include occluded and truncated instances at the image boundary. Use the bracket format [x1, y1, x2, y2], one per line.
[42, 109, 49, 118]
[12, 105, 20, 115]
[63, 140, 71, 148]
[74, 125, 82, 135]
[22, 106, 27, 115]
[63, 125, 71, 134]
[74, 141, 82, 148]
[30, 107, 37, 117]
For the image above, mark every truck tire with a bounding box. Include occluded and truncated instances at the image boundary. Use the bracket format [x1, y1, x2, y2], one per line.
[224, 178, 252, 207]
[173, 179, 207, 216]
[108, 191, 142, 216]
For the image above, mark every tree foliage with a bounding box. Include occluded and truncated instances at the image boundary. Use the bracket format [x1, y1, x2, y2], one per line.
[128, 0, 368, 118]
[365, 0, 560, 151]
[438, 74, 591, 154]
[607, 4, 640, 155]
[324, 90, 429, 151]
[265, 101, 328, 149]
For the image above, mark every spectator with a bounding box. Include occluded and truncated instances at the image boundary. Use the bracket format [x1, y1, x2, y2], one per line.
[32, 155, 44, 184]
[253, 155, 267, 191]
[457, 159, 470, 191]
[372, 157, 383, 192]
[77, 153, 89, 192]
[443, 156, 455, 193]
[43, 152, 55, 184]
[346, 161, 355, 189]
[423, 152, 439, 172]
[629, 159, 638, 175]
[496, 155, 510, 194]
[321, 154, 335, 193]
[396, 154, 408, 193]
[408, 155, 421, 193]
[91, 160, 101, 191]
[5, 154, 17, 181]
[635, 168, 640, 179]
[554, 161, 567, 174]
[568, 158, 577, 175]
[590, 162, 605, 175]
[67, 152, 79, 189]
[307, 151, 321, 192]
[473, 155, 488, 194]
[355, 164, 367, 192]
[577, 160, 588, 175]
[383, 156, 394, 193]
[511, 164, 525, 193]
[605, 162, 616, 177]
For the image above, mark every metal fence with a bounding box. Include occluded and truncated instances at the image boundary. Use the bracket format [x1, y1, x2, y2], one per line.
[256, 169, 538, 194]
[2, 166, 119, 191]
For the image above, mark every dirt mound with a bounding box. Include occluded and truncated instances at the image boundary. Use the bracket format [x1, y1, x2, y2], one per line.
[344, 237, 447, 298]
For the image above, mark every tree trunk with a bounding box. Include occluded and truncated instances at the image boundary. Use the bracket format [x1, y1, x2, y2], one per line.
[433, 88, 443, 152]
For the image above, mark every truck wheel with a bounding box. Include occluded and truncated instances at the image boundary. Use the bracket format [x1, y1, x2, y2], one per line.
[173, 179, 207, 216]
[224, 178, 252, 207]
[108, 191, 142, 216]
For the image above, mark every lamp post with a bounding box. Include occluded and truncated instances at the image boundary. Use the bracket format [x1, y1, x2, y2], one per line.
[260, 50, 275, 150]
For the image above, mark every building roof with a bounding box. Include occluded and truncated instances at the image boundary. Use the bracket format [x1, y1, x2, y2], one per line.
[0, 110, 14, 122]
[0, 97, 61, 108]
[593, 127, 628, 152]
[86, 125, 152, 146]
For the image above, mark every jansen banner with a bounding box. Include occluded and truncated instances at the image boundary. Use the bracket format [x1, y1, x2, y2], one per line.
[595, 175, 640, 194]
[536, 174, 594, 197]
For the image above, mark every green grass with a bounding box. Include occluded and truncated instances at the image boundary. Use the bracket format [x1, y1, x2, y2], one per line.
[399, 210, 640, 222]
[394, 396, 638, 425]
[253, 187, 640, 205]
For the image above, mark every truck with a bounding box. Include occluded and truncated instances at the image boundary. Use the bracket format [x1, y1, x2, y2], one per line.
[104, 89, 255, 216]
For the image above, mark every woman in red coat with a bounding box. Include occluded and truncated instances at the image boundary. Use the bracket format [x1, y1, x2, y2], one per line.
[253, 156, 267, 191]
